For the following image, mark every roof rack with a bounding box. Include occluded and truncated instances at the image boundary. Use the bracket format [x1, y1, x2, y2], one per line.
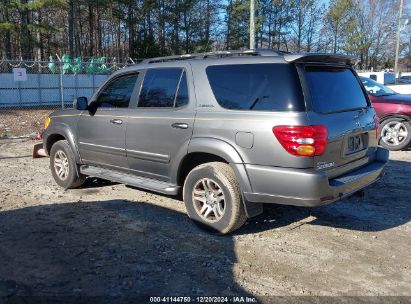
[141, 48, 284, 64]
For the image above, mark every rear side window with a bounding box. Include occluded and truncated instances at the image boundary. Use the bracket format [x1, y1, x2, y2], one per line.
[97, 73, 138, 108]
[206, 64, 305, 112]
[304, 66, 368, 113]
[138, 68, 188, 108]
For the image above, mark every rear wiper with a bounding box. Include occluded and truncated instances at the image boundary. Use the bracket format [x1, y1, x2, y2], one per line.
[249, 96, 269, 110]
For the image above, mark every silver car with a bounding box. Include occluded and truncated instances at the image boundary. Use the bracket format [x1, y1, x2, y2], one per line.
[42, 50, 389, 234]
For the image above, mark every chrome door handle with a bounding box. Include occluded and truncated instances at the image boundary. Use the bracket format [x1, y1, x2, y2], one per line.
[110, 119, 123, 125]
[171, 122, 189, 129]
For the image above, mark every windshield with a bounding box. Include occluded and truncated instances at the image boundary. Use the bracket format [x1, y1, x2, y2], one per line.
[360, 76, 396, 97]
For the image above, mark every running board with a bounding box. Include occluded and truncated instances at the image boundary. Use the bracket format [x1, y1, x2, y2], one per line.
[80, 165, 180, 195]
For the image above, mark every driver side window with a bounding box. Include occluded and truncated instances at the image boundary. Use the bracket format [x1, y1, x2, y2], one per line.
[96, 73, 138, 108]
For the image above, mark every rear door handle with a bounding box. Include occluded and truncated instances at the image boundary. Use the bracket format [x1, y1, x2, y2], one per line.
[110, 119, 123, 125]
[171, 122, 189, 129]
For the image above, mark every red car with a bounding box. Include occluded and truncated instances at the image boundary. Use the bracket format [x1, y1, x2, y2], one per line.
[360, 76, 411, 150]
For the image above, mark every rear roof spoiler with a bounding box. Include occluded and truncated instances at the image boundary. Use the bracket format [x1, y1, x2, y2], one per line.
[284, 53, 358, 66]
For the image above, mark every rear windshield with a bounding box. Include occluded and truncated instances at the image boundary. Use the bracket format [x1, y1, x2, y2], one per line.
[304, 66, 368, 113]
[206, 64, 305, 112]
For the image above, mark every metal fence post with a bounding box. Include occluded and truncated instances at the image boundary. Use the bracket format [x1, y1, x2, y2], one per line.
[75, 71, 78, 101]
[92, 72, 95, 92]
[59, 60, 64, 110]
[17, 78, 22, 107]
[37, 72, 42, 107]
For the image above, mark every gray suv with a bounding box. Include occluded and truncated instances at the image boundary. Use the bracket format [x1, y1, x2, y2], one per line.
[42, 49, 389, 234]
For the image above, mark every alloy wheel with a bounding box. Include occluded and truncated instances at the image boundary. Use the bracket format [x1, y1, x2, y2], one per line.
[53, 150, 70, 181]
[192, 178, 226, 222]
[381, 121, 408, 147]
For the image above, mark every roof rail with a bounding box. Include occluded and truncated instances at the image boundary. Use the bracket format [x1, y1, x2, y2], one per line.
[141, 48, 283, 64]
[202, 49, 259, 58]
[141, 54, 196, 64]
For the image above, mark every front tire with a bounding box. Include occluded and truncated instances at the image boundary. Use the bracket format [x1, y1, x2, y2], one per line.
[50, 140, 86, 189]
[379, 118, 411, 151]
[183, 162, 246, 234]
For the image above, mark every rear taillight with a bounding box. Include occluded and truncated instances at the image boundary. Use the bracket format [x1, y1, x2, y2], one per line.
[273, 125, 328, 157]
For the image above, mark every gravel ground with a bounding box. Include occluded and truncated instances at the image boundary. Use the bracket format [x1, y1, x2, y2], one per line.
[0, 139, 410, 302]
[0, 109, 53, 138]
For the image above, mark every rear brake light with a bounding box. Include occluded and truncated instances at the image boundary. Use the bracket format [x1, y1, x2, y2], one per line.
[273, 125, 328, 157]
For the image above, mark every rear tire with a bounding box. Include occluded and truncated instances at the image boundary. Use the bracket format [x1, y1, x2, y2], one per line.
[50, 140, 86, 189]
[183, 162, 246, 234]
[379, 118, 411, 151]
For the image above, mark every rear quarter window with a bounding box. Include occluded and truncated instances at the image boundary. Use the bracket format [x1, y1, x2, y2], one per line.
[206, 64, 305, 112]
[304, 66, 368, 113]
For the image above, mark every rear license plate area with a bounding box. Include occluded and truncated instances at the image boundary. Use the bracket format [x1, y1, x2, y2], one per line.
[345, 134, 365, 155]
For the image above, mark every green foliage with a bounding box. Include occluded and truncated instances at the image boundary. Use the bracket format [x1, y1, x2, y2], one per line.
[325, 0, 353, 52]
[0, 22, 15, 31]
[227, 0, 250, 49]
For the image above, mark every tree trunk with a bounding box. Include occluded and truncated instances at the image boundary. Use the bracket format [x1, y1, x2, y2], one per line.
[68, 0, 75, 57]
[4, 9, 12, 58]
[35, 9, 43, 61]
[172, 0, 180, 54]
[88, 0, 94, 57]
[158, 0, 165, 54]
[183, 11, 190, 53]
[268, 6, 272, 48]
[20, 0, 32, 59]
[128, 0, 135, 58]
[75, 3, 82, 56]
[226, 0, 232, 49]
[333, 28, 338, 54]
[205, 0, 211, 50]
[116, 19, 121, 59]
[98, 14, 103, 55]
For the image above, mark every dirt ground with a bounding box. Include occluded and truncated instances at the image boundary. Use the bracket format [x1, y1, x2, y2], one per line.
[0, 109, 53, 138]
[0, 139, 410, 302]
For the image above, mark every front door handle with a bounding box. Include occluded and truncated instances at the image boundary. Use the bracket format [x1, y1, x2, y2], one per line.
[171, 122, 189, 129]
[110, 119, 123, 125]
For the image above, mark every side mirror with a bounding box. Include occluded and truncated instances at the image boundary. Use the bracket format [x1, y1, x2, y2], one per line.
[73, 97, 88, 110]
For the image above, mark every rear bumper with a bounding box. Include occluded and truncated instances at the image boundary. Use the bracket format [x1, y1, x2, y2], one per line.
[243, 148, 389, 207]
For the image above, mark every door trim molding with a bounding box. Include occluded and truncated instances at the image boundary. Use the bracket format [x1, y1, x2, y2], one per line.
[126, 148, 170, 163]
[79, 142, 126, 156]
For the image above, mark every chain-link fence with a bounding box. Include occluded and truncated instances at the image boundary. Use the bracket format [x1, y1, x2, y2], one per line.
[0, 58, 134, 138]
[0, 59, 134, 110]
